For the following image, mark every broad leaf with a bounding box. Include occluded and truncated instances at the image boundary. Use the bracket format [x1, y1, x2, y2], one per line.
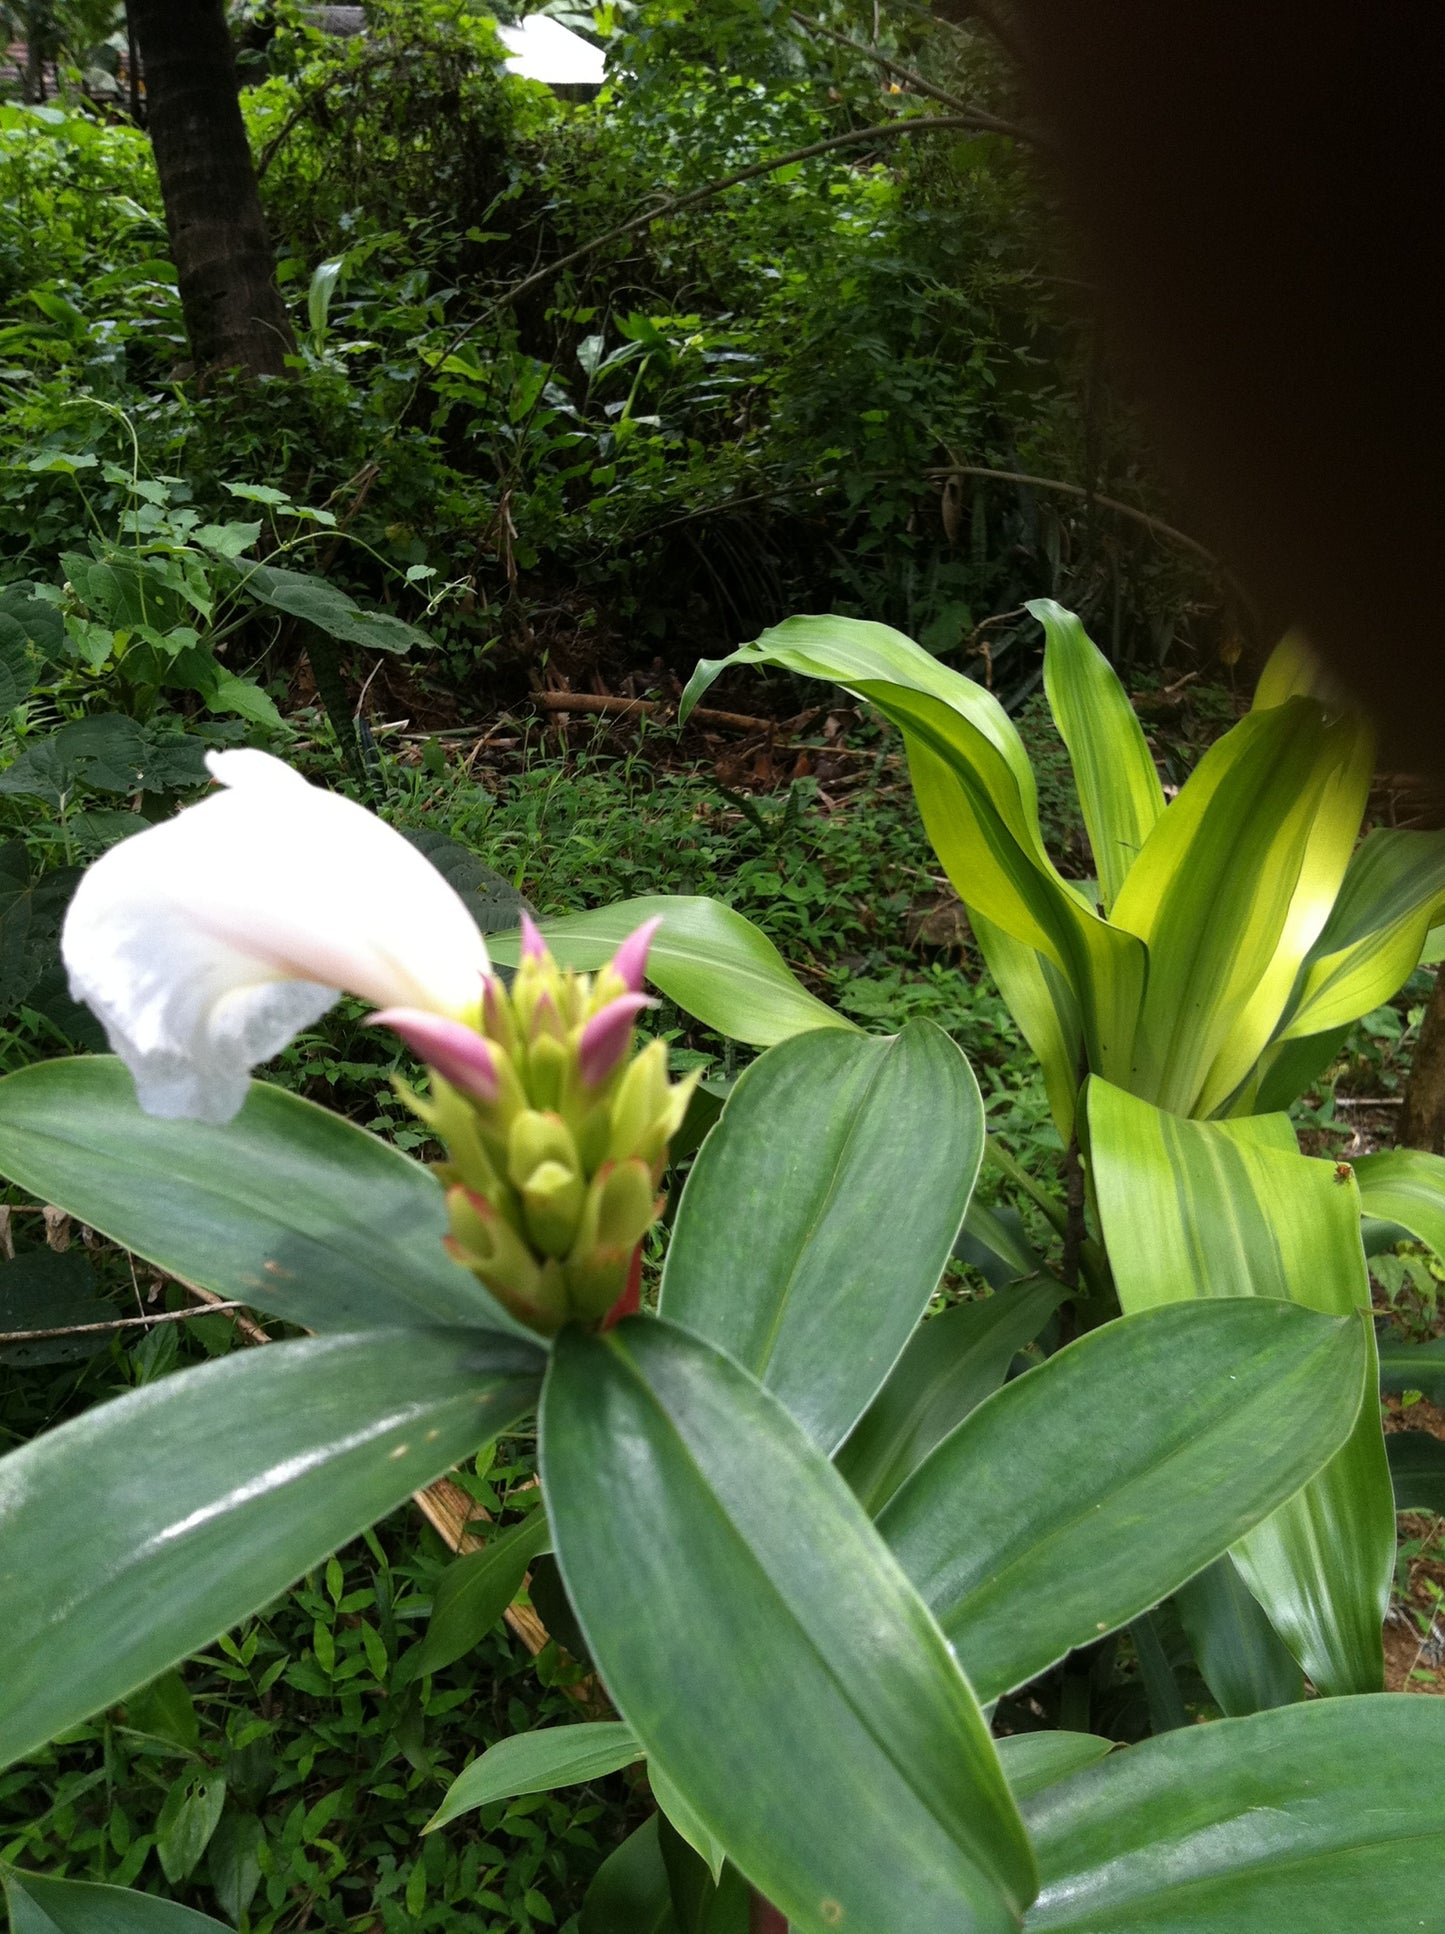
[1172, 1556, 1303, 1716]
[1386, 1431, 1445, 1513]
[0, 1057, 524, 1335]
[402, 1505, 551, 1682]
[1022, 1696, 1445, 1930]
[542, 1317, 1036, 1934]
[0, 1329, 542, 1769]
[490, 896, 852, 1048]
[970, 906, 1083, 1141]
[995, 1734, 1113, 1804]
[1377, 1335, 1445, 1403]
[835, 1277, 1065, 1514]
[1087, 1079, 1394, 1695]
[2, 1871, 231, 1933]
[1035, 599, 1162, 913]
[877, 1299, 1364, 1701]
[232, 561, 431, 654]
[426, 1722, 643, 1832]
[581, 1818, 677, 1934]
[661, 1022, 984, 1453]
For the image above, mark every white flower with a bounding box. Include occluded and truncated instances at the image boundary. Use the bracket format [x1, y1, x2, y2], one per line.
[62, 750, 490, 1124]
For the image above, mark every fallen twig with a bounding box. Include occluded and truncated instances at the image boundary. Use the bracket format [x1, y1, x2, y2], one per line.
[532, 692, 776, 733]
[0, 1300, 248, 1345]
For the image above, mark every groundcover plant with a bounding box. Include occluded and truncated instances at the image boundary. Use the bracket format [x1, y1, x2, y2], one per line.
[0, 636, 1442, 1929]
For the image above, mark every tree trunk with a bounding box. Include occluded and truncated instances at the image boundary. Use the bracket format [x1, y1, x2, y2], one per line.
[125, 0, 294, 377]
[1401, 967, 1445, 1153]
[23, 6, 49, 102]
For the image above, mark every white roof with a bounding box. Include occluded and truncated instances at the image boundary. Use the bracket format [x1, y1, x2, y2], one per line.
[497, 15, 606, 85]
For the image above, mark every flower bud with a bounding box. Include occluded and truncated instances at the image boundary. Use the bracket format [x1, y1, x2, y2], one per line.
[381, 916, 694, 1335]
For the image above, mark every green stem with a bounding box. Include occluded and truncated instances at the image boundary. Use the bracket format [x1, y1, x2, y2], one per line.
[982, 1135, 1068, 1237]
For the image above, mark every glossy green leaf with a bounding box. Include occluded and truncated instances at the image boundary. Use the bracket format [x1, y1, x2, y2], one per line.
[1277, 825, 1445, 1042]
[835, 1277, 1065, 1515]
[995, 1734, 1113, 1804]
[878, 1299, 1364, 1702]
[1022, 1695, 1445, 1930]
[1087, 1078, 1393, 1695]
[1377, 1336, 1445, 1403]
[1350, 1146, 1445, 1268]
[650, 1758, 727, 1886]
[682, 614, 1145, 1085]
[1172, 1557, 1302, 1716]
[2, 1871, 232, 1933]
[0, 1329, 542, 1770]
[661, 1022, 984, 1453]
[542, 1317, 1035, 1934]
[403, 1505, 551, 1682]
[426, 1722, 643, 1832]
[1386, 1431, 1445, 1513]
[490, 895, 852, 1048]
[1109, 698, 1370, 1115]
[1035, 600, 1162, 913]
[0, 1057, 524, 1335]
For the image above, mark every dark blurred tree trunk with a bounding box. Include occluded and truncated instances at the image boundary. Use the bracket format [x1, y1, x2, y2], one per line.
[126, 0, 294, 377]
[23, 6, 50, 101]
[1401, 969, 1445, 1153]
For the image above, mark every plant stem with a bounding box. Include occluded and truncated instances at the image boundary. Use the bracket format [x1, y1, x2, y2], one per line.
[981, 1134, 1068, 1236]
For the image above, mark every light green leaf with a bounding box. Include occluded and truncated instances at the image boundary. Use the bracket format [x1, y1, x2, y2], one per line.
[878, 1299, 1364, 1701]
[1109, 698, 1371, 1114]
[426, 1722, 643, 1832]
[0, 1329, 542, 1771]
[0, 1057, 526, 1335]
[649, 1758, 727, 1886]
[308, 257, 344, 337]
[490, 896, 853, 1048]
[1034, 599, 1162, 912]
[835, 1277, 1065, 1515]
[1086, 1078, 1393, 1695]
[682, 613, 1145, 1084]
[1350, 1146, 1445, 1267]
[542, 1317, 1035, 1934]
[2, 1870, 233, 1932]
[404, 1506, 551, 1681]
[970, 906, 1083, 1141]
[661, 1022, 983, 1453]
[1022, 1696, 1445, 1930]
[1277, 826, 1445, 1042]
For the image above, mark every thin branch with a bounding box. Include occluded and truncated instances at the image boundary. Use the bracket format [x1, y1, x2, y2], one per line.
[427, 112, 1001, 378]
[1, 1302, 249, 1346]
[789, 8, 1039, 143]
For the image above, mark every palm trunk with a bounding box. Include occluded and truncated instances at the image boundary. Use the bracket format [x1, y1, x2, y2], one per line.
[1401, 967, 1445, 1153]
[125, 0, 294, 377]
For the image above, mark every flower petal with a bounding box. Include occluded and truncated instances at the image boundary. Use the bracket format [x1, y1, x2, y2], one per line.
[62, 750, 491, 1122]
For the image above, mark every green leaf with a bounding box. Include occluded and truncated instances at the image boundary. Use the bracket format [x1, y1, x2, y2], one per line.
[996, 1734, 1113, 1804]
[835, 1277, 1065, 1515]
[2, 1870, 233, 1933]
[1108, 697, 1371, 1115]
[542, 1317, 1035, 1933]
[490, 896, 853, 1048]
[232, 562, 431, 654]
[0, 1328, 542, 1770]
[400, 828, 530, 935]
[0, 1249, 113, 1365]
[1377, 1335, 1445, 1403]
[1086, 1078, 1394, 1695]
[878, 1299, 1364, 1702]
[1277, 825, 1445, 1042]
[1173, 1557, 1303, 1717]
[661, 1022, 983, 1453]
[1034, 600, 1162, 913]
[1350, 1147, 1445, 1271]
[970, 907, 1083, 1141]
[405, 1506, 551, 1681]
[0, 1057, 526, 1335]
[581, 1818, 678, 1934]
[156, 1775, 226, 1884]
[1386, 1430, 1445, 1513]
[681, 615, 1146, 1086]
[649, 1758, 727, 1886]
[1022, 1695, 1445, 1930]
[205, 1811, 263, 1924]
[426, 1722, 643, 1832]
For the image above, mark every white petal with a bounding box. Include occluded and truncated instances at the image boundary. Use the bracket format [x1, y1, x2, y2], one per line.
[63, 750, 490, 1122]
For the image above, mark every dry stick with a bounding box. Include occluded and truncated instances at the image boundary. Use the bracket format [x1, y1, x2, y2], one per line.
[0, 1301, 250, 1345]
[789, 7, 1039, 142]
[532, 692, 774, 733]
[424, 113, 1006, 386]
